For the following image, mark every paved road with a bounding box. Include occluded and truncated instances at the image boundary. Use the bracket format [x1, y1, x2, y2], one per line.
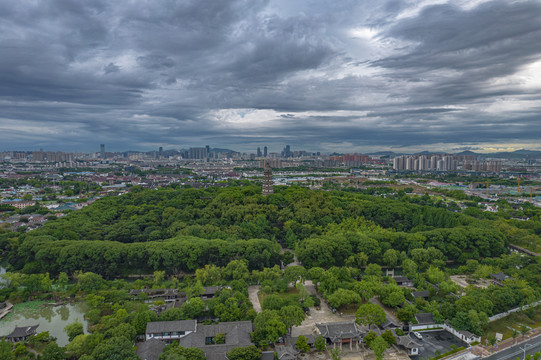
[369, 297, 400, 323]
[484, 334, 541, 360]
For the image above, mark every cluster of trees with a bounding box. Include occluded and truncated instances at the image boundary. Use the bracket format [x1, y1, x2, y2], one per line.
[10, 236, 281, 277]
[0, 262, 266, 359]
[160, 287, 256, 323]
[296, 219, 506, 269]
[0, 251, 540, 359]
[0, 332, 65, 360]
[6, 185, 541, 277]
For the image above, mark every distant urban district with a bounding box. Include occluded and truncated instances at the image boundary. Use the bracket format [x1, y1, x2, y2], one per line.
[0, 146, 541, 360]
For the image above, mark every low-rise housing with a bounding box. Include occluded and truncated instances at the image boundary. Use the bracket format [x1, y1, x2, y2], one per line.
[396, 335, 422, 355]
[143, 320, 253, 360]
[490, 272, 511, 286]
[393, 276, 414, 287]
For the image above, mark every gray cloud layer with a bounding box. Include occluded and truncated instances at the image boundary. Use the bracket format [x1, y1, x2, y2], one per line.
[1, 0, 541, 152]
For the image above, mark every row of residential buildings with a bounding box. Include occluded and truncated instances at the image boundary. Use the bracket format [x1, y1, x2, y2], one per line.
[393, 155, 503, 172]
[393, 155, 458, 171]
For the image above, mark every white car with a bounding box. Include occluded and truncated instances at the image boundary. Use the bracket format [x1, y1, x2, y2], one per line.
[413, 332, 423, 340]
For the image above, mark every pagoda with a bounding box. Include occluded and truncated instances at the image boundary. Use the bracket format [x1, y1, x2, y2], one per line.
[262, 161, 274, 196]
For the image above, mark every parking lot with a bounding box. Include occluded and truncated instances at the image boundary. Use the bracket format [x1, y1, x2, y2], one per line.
[411, 330, 468, 360]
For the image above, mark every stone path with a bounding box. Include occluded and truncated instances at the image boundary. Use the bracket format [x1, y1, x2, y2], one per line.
[248, 285, 262, 313]
[0, 301, 13, 320]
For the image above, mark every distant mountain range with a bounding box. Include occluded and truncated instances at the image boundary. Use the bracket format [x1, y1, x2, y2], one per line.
[455, 149, 541, 159]
[121, 148, 541, 159]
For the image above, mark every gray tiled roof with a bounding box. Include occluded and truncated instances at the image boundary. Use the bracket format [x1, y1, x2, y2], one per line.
[382, 315, 401, 328]
[291, 334, 316, 345]
[136, 338, 166, 360]
[6, 325, 39, 338]
[276, 345, 298, 360]
[316, 321, 363, 342]
[146, 320, 196, 334]
[459, 329, 476, 338]
[491, 272, 510, 282]
[412, 290, 430, 298]
[261, 351, 275, 360]
[202, 286, 229, 295]
[414, 312, 434, 324]
[397, 335, 422, 349]
[177, 321, 253, 360]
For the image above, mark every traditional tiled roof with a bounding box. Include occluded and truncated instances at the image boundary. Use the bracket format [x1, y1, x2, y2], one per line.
[6, 325, 39, 338]
[412, 290, 430, 299]
[201, 286, 230, 296]
[177, 321, 253, 360]
[382, 315, 401, 329]
[490, 272, 510, 282]
[146, 320, 196, 334]
[261, 351, 275, 360]
[397, 335, 422, 349]
[458, 329, 476, 339]
[291, 334, 316, 345]
[136, 338, 166, 360]
[276, 345, 298, 360]
[316, 321, 363, 342]
[394, 276, 412, 283]
[414, 312, 434, 325]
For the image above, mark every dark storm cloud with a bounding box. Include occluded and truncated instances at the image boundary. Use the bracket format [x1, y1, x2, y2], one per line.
[1, 0, 541, 152]
[374, 0, 541, 104]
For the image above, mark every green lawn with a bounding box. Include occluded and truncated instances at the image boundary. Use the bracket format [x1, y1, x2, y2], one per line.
[338, 303, 359, 315]
[257, 287, 299, 305]
[483, 305, 541, 344]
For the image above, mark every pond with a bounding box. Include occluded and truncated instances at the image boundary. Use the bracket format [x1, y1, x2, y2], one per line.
[0, 301, 89, 346]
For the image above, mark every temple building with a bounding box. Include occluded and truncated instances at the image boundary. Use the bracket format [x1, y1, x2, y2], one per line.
[262, 161, 274, 196]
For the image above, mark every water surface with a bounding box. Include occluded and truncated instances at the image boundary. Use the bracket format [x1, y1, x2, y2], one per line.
[0, 301, 88, 346]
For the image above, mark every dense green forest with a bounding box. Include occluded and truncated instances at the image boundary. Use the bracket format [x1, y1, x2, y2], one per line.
[3, 185, 539, 277]
[1, 185, 541, 360]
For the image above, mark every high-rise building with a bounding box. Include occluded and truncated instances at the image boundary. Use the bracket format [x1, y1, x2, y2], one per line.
[259, 158, 281, 168]
[282, 145, 291, 158]
[189, 147, 208, 159]
[257, 147, 262, 157]
[262, 161, 274, 196]
[393, 155, 406, 170]
[32, 151, 45, 162]
[100, 144, 105, 159]
[263, 146, 268, 157]
[430, 156, 439, 170]
[405, 157, 414, 170]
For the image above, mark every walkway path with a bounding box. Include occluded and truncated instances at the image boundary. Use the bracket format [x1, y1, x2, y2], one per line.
[369, 297, 400, 323]
[0, 301, 13, 320]
[248, 285, 262, 313]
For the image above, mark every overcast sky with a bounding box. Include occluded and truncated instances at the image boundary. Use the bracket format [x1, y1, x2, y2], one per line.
[1, 0, 541, 153]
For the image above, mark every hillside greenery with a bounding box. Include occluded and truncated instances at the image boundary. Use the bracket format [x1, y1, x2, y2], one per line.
[3, 185, 541, 276]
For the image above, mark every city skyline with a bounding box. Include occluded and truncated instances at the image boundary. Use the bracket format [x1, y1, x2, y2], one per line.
[1, 0, 541, 153]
